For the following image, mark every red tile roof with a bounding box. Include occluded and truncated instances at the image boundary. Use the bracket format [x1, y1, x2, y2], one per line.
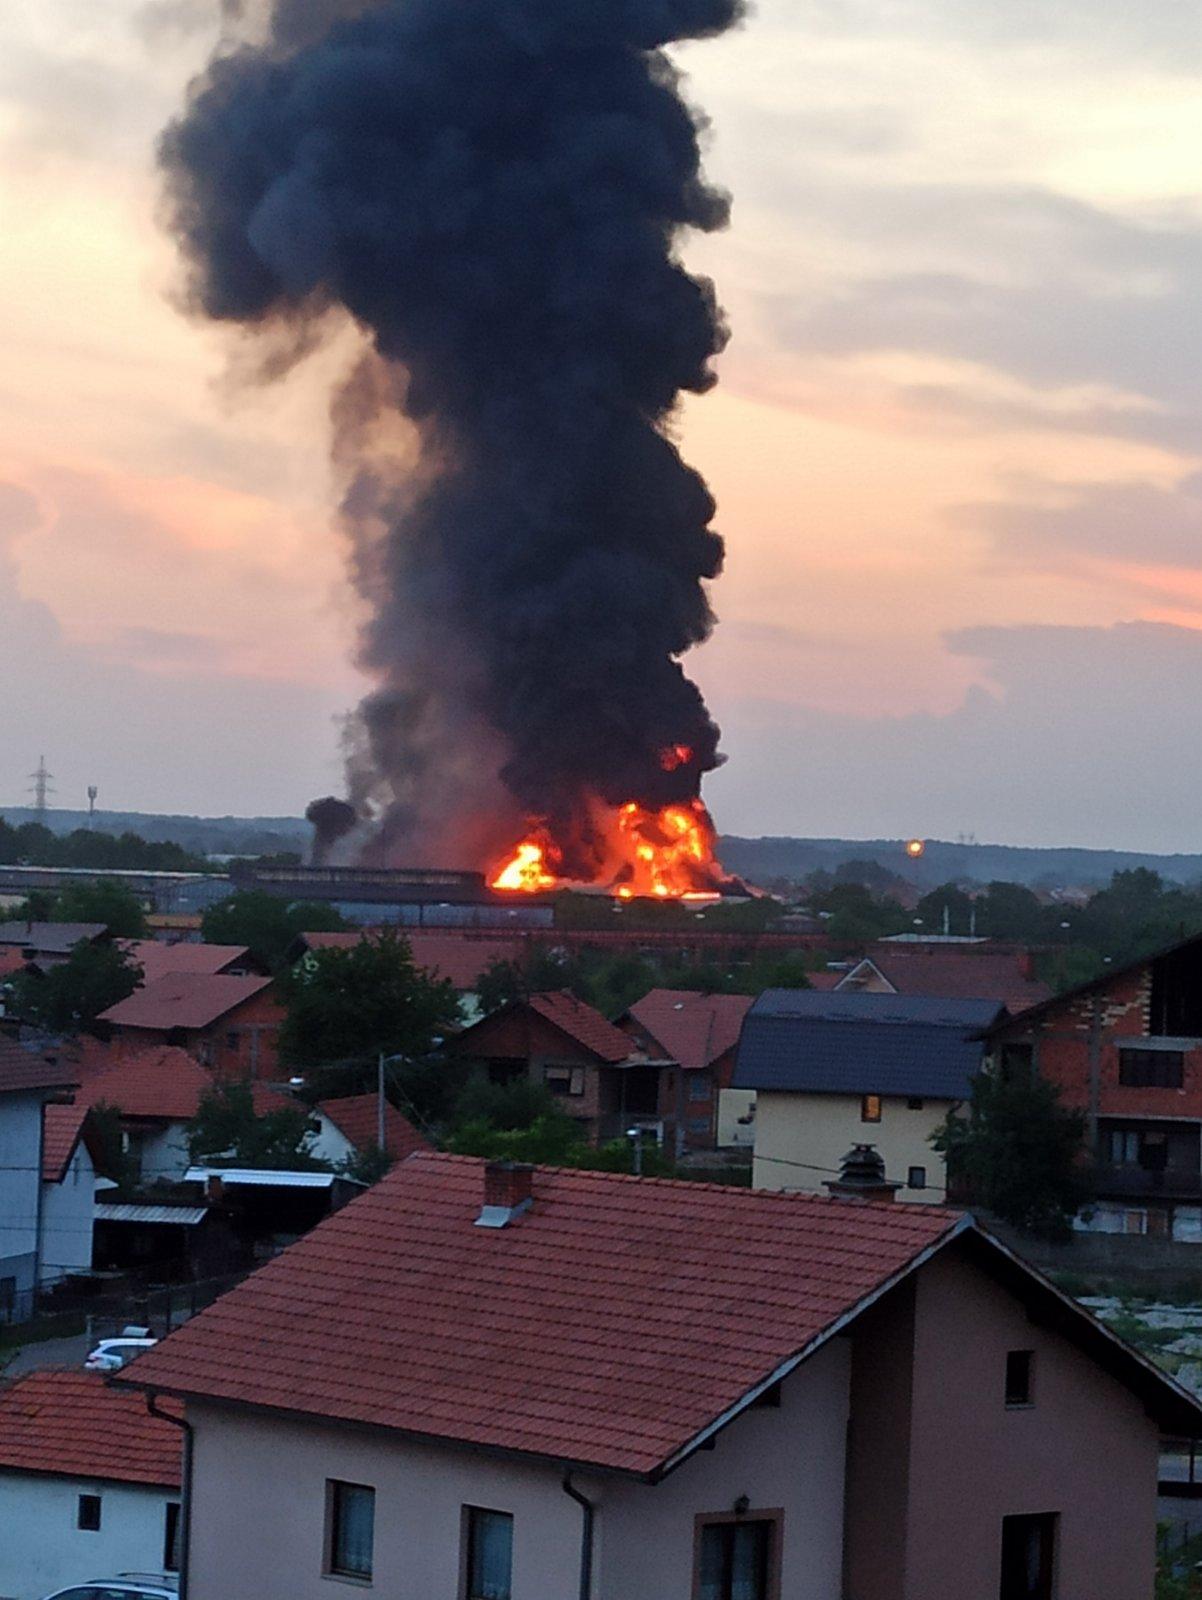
[0, 1035, 78, 1097]
[42, 1101, 100, 1183]
[123, 940, 255, 985]
[317, 1094, 432, 1161]
[299, 929, 524, 990]
[625, 989, 753, 1070]
[122, 1152, 962, 1476]
[852, 946, 1052, 1012]
[527, 991, 634, 1062]
[0, 1370, 181, 1488]
[70, 1044, 295, 1123]
[98, 972, 274, 1032]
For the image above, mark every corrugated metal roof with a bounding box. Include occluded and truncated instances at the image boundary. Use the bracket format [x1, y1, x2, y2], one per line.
[184, 1167, 344, 1188]
[95, 1202, 209, 1226]
[732, 990, 1003, 1100]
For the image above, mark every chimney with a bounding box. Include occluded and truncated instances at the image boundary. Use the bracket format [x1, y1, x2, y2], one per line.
[475, 1161, 535, 1229]
[825, 1144, 902, 1204]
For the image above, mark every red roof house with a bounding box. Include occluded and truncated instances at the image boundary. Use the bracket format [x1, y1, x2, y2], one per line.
[97, 972, 284, 1080]
[313, 1093, 431, 1165]
[840, 943, 1051, 1012]
[122, 939, 264, 985]
[617, 989, 754, 1152]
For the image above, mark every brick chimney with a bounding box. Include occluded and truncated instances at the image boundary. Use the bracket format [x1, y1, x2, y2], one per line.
[475, 1161, 535, 1228]
[825, 1144, 902, 1204]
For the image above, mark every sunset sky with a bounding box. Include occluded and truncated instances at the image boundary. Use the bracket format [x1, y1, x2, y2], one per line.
[4, 1, 1202, 850]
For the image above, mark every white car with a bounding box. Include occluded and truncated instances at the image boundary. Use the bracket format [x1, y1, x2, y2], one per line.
[40, 1578, 178, 1600]
[83, 1335, 158, 1374]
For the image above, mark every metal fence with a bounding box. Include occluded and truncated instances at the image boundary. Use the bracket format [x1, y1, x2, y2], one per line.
[0, 1268, 251, 1351]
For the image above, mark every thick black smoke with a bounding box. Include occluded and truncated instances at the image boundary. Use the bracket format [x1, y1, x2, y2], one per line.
[162, 0, 742, 872]
[305, 795, 358, 864]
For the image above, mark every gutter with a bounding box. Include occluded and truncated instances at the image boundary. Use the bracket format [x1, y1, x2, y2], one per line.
[146, 1392, 193, 1600]
[561, 1471, 596, 1600]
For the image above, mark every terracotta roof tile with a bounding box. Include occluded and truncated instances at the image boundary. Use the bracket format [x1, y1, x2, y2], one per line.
[66, 1040, 295, 1123]
[122, 940, 255, 985]
[625, 989, 753, 1069]
[123, 1153, 960, 1476]
[854, 945, 1051, 1011]
[527, 992, 634, 1062]
[0, 1035, 78, 1096]
[98, 972, 274, 1032]
[316, 1094, 431, 1161]
[42, 1101, 96, 1182]
[0, 1370, 181, 1488]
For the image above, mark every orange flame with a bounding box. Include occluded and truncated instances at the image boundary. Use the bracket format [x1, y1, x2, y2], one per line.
[659, 743, 694, 772]
[490, 795, 726, 900]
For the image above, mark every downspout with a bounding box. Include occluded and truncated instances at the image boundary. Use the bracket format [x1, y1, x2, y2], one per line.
[561, 1471, 595, 1600]
[147, 1393, 194, 1600]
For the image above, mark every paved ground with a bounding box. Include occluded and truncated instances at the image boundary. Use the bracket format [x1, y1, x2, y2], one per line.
[3, 1331, 91, 1376]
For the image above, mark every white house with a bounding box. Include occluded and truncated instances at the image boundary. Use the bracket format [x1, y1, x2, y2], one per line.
[123, 1153, 1202, 1600]
[0, 1037, 79, 1319]
[39, 1102, 104, 1286]
[308, 1092, 431, 1168]
[0, 1369, 182, 1600]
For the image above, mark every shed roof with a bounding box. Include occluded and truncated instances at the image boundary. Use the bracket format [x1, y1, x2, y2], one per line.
[623, 989, 753, 1070]
[732, 990, 1004, 1100]
[0, 1370, 181, 1488]
[98, 972, 274, 1031]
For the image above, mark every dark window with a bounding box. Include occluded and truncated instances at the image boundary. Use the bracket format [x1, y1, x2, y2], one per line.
[327, 1480, 374, 1580]
[697, 1519, 775, 1600]
[1005, 1349, 1034, 1407]
[908, 1166, 927, 1190]
[225, 1030, 240, 1051]
[165, 1502, 181, 1571]
[466, 1507, 513, 1600]
[543, 1065, 584, 1096]
[1119, 1048, 1184, 1089]
[861, 1094, 882, 1124]
[688, 1073, 712, 1103]
[906, 1096, 925, 1110]
[77, 1493, 102, 1531]
[999, 1512, 1057, 1599]
[687, 1116, 711, 1135]
[999, 1043, 1034, 1083]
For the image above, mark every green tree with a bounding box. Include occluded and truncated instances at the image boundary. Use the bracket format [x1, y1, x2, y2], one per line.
[810, 882, 908, 942]
[279, 930, 462, 1077]
[914, 882, 975, 937]
[475, 948, 589, 1013]
[201, 891, 349, 969]
[52, 880, 148, 938]
[933, 1070, 1090, 1241]
[975, 881, 1046, 942]
[187, 1080, 325, 1169]
[87, 1101, 140, 1193]
[8, 940, 143, 1033]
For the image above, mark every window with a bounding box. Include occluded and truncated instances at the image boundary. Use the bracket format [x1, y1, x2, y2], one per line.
[77, 1493, 102, 1531]
[999, 1512, 1057, 1599]
[1005, 1349, 1034, 1407]
[688, 1116, 711, 1135]
[688, 1073, 712, 1103]
[1119, 1048, 1184, 1089]
[225, 1030, 241, 1052]
[907, 1166, 927, 1190]
[327, 1480, 374, 1581]
[543, 1065, 584, 1097]
[860, 1094, 882, 1124]
[906, 1096, 925, 1110]
[165, 1502, 181, 1571]
[696, 1517, 778, 1600]
[465, 1507, 513, 1600]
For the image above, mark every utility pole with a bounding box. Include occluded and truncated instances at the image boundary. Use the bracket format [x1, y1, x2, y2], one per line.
[378, 1051, 386, 1152]
[28, 756, 54, 820]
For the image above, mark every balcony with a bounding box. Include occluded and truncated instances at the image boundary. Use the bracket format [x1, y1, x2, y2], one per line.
[1093, 1164, 1202, 1199]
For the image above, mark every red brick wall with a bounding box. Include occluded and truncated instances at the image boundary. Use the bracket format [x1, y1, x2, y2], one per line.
[205, 990, 286, 1081]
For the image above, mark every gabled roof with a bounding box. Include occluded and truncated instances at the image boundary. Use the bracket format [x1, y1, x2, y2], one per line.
[0, 921, 108, 955]
[122, 940, 257, 985]
[71, 1043, 294, 1123]
[841, 945, 1052, 1012]
[526, 991, 634, 1061]
[0, 1370, 181, 1488]
[317, 1094, 431, 1161]
[732, 990, 1004, 1101]
[42, 1101, 104, 1182]
[98, 972, 274, 1032]
[119, 1153, 1202, 1474]
[623, 988, 753, 1070]
[0, 1034, 78, 1097]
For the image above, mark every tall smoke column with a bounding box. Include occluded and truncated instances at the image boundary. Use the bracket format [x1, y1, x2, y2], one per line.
[161, 0, 743, 875]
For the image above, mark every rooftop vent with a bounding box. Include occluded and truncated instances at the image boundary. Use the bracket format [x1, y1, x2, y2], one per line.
[824, 1144, 902, 1204]
[475, 1160, 535, 1229]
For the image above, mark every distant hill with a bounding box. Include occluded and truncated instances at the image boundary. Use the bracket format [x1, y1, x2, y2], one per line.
[718, 835, 1202, 891]
[0, 808, 310, 859]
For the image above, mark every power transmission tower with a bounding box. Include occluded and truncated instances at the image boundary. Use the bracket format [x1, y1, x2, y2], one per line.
[28, 756, 54, 820]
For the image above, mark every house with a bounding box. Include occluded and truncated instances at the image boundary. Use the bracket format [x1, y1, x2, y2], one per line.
[310, 1093, 432, 1167]
[616, 989, 753, 1152]
[0, 921, 109, 966]
[448, 991, 654, 1145]
[0, 1036, 78, 1320]
[0, 1369, 181, 1600]
[97, 971, 285, 1079]
[732, 991, 1004, 1200]
[982, 929, 1202, 1240]
[290, 927, 525, 1022]
[834, 942, 1051, 1011]
[39, 1100, 105, 1286]
[122, 938, 265, 983]
[121, 1153, 1202, 1600]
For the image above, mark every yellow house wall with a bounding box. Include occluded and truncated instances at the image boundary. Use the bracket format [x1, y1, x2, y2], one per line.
[751, 1090, 953, 1201]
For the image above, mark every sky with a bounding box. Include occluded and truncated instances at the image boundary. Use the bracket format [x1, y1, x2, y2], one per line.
[3, 1, 1202, 849]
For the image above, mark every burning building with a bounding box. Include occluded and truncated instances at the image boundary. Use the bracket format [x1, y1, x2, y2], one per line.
[162, 0, 745, 900]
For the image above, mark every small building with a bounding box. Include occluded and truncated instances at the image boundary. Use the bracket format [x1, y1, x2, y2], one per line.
[0, 1036, 79, 1320]
[97, 971, 285, 1080]
[122, 1153, 1202, 1600]
[122, 938, 266, 983]
[732, 990, 1003, 1200]
[983, 930, 1202, 1239]
[0, 1369, 181, 1600]
[0, 921, 109, 966]
[310, 1093, 431, 1167]
[616, 988, 754, 1152]
[39, 1101, 105, 1287]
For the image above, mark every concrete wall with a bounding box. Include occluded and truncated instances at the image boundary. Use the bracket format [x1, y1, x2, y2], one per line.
[136, 1120, 192, 1182]
[0, 1090, 43, 1303]
[0, 1471, 179, 1600]
[185, 1344, 851, 1600]
[307, 1114, 356, 1169]
[39, 1140, 95, 1284]
[717, 1088, 756, 1149]
[751, 1090, 949, 1200]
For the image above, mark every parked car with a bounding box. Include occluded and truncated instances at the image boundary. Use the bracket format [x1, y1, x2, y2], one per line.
[83, 1333, 157, 1373]
[40, 1578, 178, 1600]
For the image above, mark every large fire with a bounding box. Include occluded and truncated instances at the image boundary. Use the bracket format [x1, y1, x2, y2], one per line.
[491, 795, 727, 901]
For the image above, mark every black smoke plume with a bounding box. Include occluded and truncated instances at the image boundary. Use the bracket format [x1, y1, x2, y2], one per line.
[162, 0, 743, 873]
[305, 795, 358, 864]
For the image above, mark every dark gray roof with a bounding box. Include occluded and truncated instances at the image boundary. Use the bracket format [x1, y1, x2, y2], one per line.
[732, 990, 1004, 1100]
[0, 922, 108, 954]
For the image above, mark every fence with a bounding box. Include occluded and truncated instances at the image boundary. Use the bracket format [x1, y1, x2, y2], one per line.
[0, 1267, 251, 1351]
